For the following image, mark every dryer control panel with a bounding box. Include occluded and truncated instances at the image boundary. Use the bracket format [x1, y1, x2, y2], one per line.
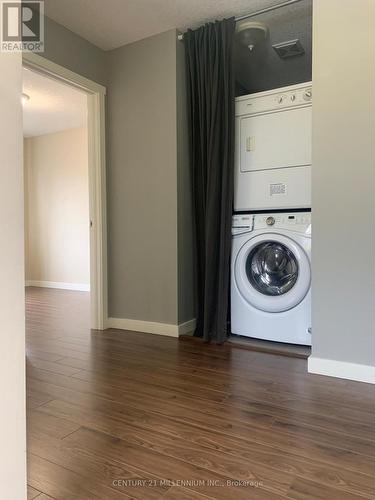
[236, 83, 312, 116]
[273, 87, 312, 108]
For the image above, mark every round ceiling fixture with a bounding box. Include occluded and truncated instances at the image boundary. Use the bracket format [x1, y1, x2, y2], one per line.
[235, 20, 269, 52]
[22, 93, 30, 105]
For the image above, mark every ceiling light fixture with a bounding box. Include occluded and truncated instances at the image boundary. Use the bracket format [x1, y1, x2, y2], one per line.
[22, 93, 30, 105]
[235, 20, 269, 52]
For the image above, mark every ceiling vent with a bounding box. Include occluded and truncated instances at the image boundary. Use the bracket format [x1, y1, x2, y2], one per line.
[272, 39, 305, 59]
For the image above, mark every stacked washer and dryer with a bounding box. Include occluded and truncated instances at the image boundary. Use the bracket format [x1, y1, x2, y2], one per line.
[231, 82, 312, 345]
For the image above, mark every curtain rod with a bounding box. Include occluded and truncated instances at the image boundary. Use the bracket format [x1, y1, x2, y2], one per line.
[177, 0, 304, 41]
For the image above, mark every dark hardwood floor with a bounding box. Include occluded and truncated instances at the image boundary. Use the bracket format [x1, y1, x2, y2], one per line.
[26, 287, 375, 500]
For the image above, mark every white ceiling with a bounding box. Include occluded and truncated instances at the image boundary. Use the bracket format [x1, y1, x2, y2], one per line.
[44, 0, 278, 50]
[23, 67, 87, 137]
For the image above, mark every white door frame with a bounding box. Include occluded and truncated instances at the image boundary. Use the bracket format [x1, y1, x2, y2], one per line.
[22, 53, 108, 330]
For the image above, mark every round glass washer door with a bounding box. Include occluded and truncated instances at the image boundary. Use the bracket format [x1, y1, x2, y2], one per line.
[235, 233, 310, 313]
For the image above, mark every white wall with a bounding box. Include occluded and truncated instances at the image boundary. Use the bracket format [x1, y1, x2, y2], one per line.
[0, 53, 27, 499]
[309, 0, 375, 383]
[24, 128, 90, 289]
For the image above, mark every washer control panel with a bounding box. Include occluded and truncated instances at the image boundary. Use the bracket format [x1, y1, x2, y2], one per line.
[233, 213, 311, 235]
[232, 214, 253, 235]
[253, 212, 311, 231]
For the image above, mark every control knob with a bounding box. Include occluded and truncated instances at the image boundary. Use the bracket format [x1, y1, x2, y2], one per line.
[266, 216, 275, 226]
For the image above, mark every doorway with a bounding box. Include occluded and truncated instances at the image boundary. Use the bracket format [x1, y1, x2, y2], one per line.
[24, 69, 90, 301]
[22, 53, 107, 330]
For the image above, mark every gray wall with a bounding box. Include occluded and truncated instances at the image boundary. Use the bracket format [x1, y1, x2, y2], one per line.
[106, 29, 194, 325]
[43, 16, 107, 85]
[177, 36, 195, 324]
[39, 21, 195, 327]
[311, 0, 375, 366]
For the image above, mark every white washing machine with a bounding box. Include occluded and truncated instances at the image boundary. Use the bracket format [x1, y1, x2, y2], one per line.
[235, 82, 312, 212]
[231, 212, 311, 345]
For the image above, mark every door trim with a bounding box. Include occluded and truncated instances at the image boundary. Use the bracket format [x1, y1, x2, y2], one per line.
[22, 53, 107, 330]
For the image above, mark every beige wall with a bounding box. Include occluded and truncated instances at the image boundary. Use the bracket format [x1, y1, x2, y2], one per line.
[0, 52, 27, 499]
[24, 128, 90, 287]
[106, 29, 194, 326]
[310, 0, 375, 371]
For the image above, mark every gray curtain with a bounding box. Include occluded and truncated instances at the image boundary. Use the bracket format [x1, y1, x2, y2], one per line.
[185, 18, 236, 343]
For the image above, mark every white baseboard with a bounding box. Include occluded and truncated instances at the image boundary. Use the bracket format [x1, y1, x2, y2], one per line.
[308, 356, 375, 385]
[25, 280, 90, 292]
[106, 317, 196, 338]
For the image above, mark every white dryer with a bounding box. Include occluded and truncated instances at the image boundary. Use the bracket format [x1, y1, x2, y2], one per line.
[231, 212, 311, 345]
[235, 82, 312, 212]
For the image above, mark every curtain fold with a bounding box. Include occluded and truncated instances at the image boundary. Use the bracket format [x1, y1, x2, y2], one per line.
[185, 18, 236, 343]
